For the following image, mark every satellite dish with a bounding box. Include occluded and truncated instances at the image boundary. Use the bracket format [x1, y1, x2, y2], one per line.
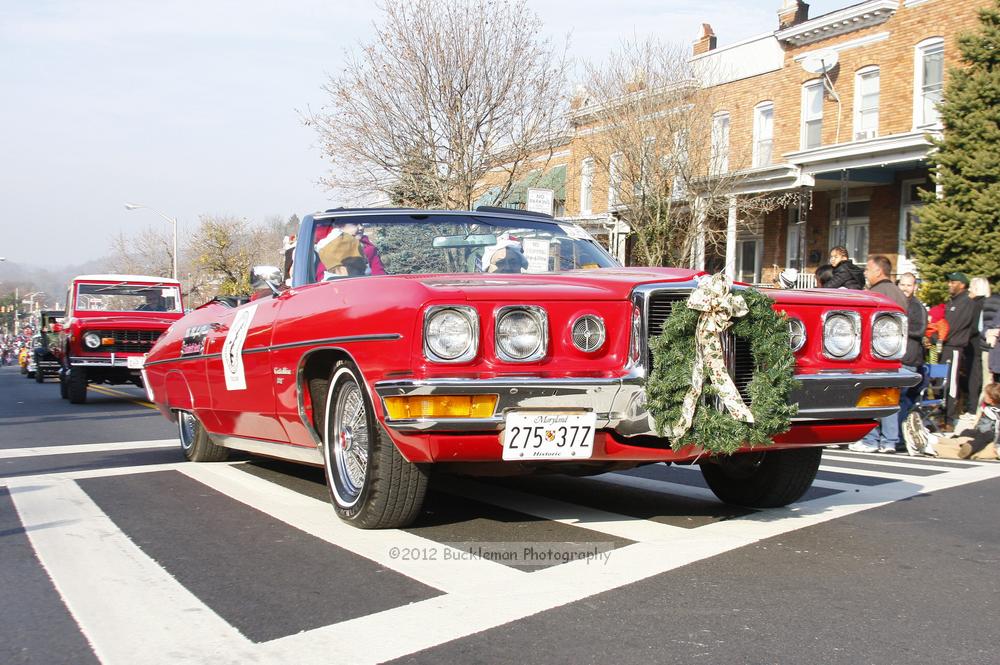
[801, 48, 839, 75]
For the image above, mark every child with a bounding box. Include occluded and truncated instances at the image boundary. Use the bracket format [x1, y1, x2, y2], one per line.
[905, 383, 1000, 459]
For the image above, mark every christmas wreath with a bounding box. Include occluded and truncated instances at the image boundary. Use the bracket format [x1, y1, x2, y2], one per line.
[645, 273, 798, 456]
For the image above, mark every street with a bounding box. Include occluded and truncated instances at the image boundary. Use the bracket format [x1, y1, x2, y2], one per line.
[2, 364, 1000, 665]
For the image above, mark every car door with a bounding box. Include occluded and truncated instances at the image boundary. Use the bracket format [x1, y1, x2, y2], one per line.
[203, 296, 288, 442]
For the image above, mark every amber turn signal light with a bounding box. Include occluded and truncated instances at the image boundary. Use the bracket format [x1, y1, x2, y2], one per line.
[101, 337, 115, 346]
[384, 394, 498, 419]
[855, 388, 900, 408]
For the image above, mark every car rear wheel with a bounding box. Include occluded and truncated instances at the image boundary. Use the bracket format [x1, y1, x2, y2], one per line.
[34, 369, 44, 383]
[700, 447, 822, 508]
[177, 411, 229, 462]
[323, 362, 428, 529]
[67, 367, 88, 404]
[59, 370, 69, 399]
[26, 370, 35, 379]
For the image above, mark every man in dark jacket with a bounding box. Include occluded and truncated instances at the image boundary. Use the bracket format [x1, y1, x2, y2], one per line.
[897, 272, 927, 448]
[826, 246, 865, 289]
[850, 256, 908, 453]
[942, 272, 977, 427]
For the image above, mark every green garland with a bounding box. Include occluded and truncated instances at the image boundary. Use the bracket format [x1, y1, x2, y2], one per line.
[645, 288, 798, 456]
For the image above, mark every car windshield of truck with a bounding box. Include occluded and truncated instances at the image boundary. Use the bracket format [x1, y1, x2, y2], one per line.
[75, 283, 182, 313]
[308, 215, 618, 281]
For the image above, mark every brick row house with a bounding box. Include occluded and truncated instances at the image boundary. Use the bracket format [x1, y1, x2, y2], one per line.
[480, 0, 989, 285]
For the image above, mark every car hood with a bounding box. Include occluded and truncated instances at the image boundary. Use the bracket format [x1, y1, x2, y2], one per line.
[69, 314, 180, 329]
[405, 270, 899, 310]
[409, 268, 699, 301]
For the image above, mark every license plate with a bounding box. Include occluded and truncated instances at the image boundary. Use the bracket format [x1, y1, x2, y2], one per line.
[126, 355, 145, 369]
[502, 411, 596, 461]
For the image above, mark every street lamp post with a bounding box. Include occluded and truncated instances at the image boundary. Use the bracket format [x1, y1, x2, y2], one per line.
[125, 203, 178, 280]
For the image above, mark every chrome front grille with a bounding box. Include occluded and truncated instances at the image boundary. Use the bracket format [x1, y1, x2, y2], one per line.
[89, 329, 162, 353]
[644, 288, 754, 405]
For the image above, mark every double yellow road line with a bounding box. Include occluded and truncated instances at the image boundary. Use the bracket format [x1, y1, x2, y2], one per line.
[87, 384, 157, 410]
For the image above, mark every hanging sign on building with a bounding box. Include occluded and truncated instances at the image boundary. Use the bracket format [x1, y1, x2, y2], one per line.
[526, 188, 554, 216]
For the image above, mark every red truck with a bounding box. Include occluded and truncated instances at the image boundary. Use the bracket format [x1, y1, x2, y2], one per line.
[54, 274, 184, 404]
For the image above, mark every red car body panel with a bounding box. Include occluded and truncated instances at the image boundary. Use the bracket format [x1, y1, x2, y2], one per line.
[143, 265, 911, 466]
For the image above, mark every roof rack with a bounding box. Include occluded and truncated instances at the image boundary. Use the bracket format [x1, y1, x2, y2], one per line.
[473, 205, 553, 219]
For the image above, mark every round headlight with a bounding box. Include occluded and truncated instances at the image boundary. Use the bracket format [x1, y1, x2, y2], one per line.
[572, 315, 606, 353]
[788, 318, 806, 352]
[496, 307, 547, 362]
[872, 314, 905, 359]
[823, 313, 859, 359]
[424, 307, 477, 362]
[83, 332, 102, 350]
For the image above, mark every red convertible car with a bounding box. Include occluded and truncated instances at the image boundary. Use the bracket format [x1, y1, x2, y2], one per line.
[143, 207, 918, 528]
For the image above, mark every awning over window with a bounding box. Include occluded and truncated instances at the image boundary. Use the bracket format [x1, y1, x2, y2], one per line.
[503, 165, 567, 205]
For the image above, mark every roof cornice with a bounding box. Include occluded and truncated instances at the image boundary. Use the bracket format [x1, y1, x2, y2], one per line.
[776, 0, 898, 47]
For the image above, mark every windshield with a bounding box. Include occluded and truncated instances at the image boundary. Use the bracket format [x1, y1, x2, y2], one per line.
[75, 283, 182, 313]
[307, 215, 617, 282]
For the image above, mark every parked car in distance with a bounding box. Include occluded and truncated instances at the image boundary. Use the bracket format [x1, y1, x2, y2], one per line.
[143, 207, 919, 529]
[54, 275, 184, 403]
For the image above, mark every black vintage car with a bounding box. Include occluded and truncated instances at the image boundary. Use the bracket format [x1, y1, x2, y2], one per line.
[31, 311, 63, 383]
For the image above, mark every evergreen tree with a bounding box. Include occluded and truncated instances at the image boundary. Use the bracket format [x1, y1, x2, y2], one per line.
[910, 0, 1000, 302]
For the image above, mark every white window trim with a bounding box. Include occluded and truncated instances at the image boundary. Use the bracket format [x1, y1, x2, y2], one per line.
[853, 66, 880, 141]
[711, 112, 730, 175]
[800, 80, 824, 150]
[913, 37, 945, 131]
[608, 152, 623, 208]
[579, 158, 595, 215]
[752, 102, 774, 168]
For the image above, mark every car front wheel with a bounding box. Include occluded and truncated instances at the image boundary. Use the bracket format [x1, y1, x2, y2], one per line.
[323, 362, 428, 529]
[67, 367, 88, 404]
[700, 447, 822, 508]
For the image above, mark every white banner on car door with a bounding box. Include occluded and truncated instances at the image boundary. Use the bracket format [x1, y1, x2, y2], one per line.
[222, 304, 258, 391]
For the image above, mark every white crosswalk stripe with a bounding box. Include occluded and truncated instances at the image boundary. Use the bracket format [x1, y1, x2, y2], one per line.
[6, 438, 1000, 664]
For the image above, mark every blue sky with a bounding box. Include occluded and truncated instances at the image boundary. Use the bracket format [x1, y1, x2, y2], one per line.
[0, 0, 846, 266]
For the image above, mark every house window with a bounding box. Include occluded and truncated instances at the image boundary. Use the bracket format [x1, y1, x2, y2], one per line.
[915, 38, 944, 128]
[854, 67, 880, 140]
[801, 81, 824, 149]
[579, 158, 594, 215]
[829, 199, 870, 263]
[898, 178, 929, 275]
[753, 102, 774, 167]
[711, 112, 730, 175]
[634, 137, 655, 200]
[608, 152, 623, 207]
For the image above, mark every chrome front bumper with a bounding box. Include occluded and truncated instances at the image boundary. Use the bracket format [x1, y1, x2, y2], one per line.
[69, 355, 142, 369]
[373, 368, 922, 436]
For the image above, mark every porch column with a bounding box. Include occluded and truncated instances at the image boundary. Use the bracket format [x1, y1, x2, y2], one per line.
[692, 195, 706, 270]
[724, 195, 738, 280]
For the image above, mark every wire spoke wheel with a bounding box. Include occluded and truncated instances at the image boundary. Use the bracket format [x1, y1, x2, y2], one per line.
[327, 371, 372, 508]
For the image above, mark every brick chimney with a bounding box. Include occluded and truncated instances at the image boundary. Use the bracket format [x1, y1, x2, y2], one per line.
[693, 23, 717, 56]
[778, 0, 809, 29]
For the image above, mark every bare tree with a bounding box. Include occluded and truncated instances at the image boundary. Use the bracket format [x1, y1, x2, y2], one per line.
[310, 0, 569, 209]
[186, 216, 284, 297]
[579, 38, 796, 267]
[108, 226, 175, 278]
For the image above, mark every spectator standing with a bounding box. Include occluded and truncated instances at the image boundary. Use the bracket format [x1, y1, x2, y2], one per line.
[980, 284, 1000, 384]
[825, 246, 865, 290]
[942, 273, 977, 429]
[966, 277, 992, 414]
[897, 272, 928, 448]
[850, 255, 907, 453]
[815, 264, 835, 288]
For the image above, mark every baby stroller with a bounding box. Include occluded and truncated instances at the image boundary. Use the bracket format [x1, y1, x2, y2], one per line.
[909, 363, 950, 434]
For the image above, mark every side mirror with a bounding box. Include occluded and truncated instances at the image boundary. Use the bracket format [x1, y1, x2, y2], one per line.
[249, 265, 283, 297]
